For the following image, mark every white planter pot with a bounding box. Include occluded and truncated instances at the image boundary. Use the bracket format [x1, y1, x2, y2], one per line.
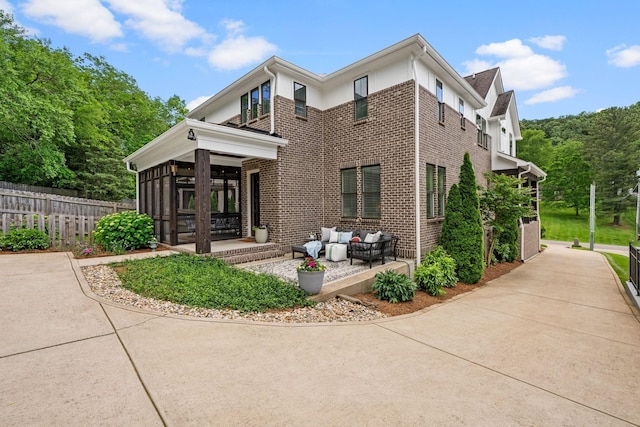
[254, 228, 268, 243]
[297, 270, 325, 294]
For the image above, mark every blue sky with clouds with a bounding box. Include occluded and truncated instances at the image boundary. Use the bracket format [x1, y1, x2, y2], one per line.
[2, 0, 639, 120]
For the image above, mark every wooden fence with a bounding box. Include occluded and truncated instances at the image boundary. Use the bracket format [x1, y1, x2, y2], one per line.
[0, 188, 135, 217]
[1, 213, 97, 247]
[0, 188, 136, 248]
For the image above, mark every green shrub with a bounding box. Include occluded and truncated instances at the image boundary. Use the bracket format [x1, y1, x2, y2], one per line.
[415, 246, 457, 296]
[0, 228, 50, 251]
[440, 153, 485, 284]
[93, 211, 154, 251]
[371, 269, 416, 303]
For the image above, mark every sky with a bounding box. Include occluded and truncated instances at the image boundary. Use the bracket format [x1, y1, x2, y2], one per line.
[1, 0, 639, 120]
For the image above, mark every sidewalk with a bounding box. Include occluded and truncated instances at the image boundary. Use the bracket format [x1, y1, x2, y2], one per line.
[1, 246, 639, 425]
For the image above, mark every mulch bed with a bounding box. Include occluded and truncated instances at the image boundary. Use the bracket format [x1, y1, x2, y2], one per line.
[351, 260, 523, 317]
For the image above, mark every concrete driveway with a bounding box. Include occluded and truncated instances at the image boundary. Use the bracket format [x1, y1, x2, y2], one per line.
[1, 245, 639, 426]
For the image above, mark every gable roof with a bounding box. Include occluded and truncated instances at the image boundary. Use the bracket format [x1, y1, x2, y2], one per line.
[491, 90, 514, 118]
[463, 67, 499, 98]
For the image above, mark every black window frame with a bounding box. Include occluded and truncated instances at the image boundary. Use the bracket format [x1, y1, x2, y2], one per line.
[341, 168, 357, 218]
[437, 166, 446, 217]
[240, 93, 248, 124]
[362, 164, 380, 219]
[354, 76, 368, 121]
[436, 79, 445, 123]
[261, 80, 270, 115]
[426, 164, 435, 218]
[294, 82, 306, 117]
[459, 98, 465, 128]
[250, 87, 259, 120]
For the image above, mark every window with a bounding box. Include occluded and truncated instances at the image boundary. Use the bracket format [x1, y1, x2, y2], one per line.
[294, 82, 306, 117]
[354, 76, 368, 120]
[341, 168, 357, 217]
[476, 114, 487, 148]
[362, 165, 380, 218]
[437, 166, 446, 217]
[261, 81, 270, 115]
[436, 80, 444, 122]
[426, 164, 435, 218]
[459, 98, 465, 128]
[250, 87, 259, 120]
[240, 93, 248, 124]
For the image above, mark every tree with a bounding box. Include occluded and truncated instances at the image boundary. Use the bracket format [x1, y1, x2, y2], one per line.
[517, 129, 554, 171]
[480, 173, 535, 265]
[440, 153, 484, 284]
[544, 140, 592, 215]
[583, 106, 640, 225]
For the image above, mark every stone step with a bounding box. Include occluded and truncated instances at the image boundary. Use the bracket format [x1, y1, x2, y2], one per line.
[219, 248, 288, 265]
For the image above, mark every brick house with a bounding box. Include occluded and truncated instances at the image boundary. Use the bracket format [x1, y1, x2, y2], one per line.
[124, 34, 545, 262]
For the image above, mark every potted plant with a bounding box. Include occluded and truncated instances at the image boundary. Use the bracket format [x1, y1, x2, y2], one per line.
[148, 236, 158, 251]
[253, 224, 269, 243]
[296, 256, 326, 294]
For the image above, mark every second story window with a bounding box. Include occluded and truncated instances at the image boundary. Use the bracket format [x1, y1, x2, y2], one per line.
[261, 81, 270, 115]
[354, 76, 368, 121]
[240, 93, 248, 124]
[294, 82, 306, 117]
[459, 98, 465, 128]
[250, 87, 259, 120]
[436, 79, 444, 123]
[476, 114, 488, 149]
[509, 133, 514, 156]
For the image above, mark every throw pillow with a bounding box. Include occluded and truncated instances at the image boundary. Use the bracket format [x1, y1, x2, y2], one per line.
[372, 231, 382, 242]
[364, 233, 376, 243]
[338, 231, 353, 244]
[321, 226, 336, 242]
[329, 230, 339, 243]
[350, 236, 361, 242]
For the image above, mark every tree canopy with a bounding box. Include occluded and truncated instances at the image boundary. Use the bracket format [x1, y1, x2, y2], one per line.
[0, 12, 188, 200]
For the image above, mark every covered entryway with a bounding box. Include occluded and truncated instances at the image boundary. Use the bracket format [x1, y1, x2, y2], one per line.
[124, 119, 287, 253]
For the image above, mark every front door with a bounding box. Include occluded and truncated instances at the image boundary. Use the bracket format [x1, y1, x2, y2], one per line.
[250, 172, 260, 234]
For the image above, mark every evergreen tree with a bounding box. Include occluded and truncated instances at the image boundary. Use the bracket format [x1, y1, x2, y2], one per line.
[440, 153, 485, 284]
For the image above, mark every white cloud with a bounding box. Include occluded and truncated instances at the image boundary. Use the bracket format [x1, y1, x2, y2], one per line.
[464, 38, 567, 92]
[524, 86, 581, 105]
[207, 21, 277, 70]
[106, 0, 210, 52]
[476, 39, 533, 58]
[20, 0, 122, 42]
[186, 95, 211, 111]
[607, 44, 640, 68]
[528, 35, 566, 51]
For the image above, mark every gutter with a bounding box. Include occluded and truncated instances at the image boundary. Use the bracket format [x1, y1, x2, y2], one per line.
[263, 66, 276, 135]
[412, 45, 427, 263]
[125, 161, 140, 213]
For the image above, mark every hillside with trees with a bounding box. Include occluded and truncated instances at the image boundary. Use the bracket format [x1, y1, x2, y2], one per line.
[0, 12, 187, 201]
[520, 102, 640, 225]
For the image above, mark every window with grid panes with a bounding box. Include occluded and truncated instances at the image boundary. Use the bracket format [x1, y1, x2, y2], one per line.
[437, 166, 446, 216]
[294, 82, 306, 117]
[250, 87, 259, 119]
[341, 168, 357, 217]
[354, 76, 368, 120]
[362, 165, 380, 218]
[426, 164, 435, 218]
[261, 81, 270, 114]
[240, 93, 248, 123]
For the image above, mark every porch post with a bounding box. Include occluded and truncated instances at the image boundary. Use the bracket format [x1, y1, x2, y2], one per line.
[195, 148, 211, 254]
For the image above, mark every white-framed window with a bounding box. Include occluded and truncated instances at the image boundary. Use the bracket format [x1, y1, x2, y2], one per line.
[294, 82, 306, 117]
[354, 76, 368, 121]
[459, 98, 465, 128]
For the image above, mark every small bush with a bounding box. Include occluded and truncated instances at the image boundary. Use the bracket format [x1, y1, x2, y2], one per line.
[371, 269, 416, 303]
[93, 211, 154, 251]
[0, 228, 50, 251]
[415, 246, 457, 296]
[493, 243, 511, 263]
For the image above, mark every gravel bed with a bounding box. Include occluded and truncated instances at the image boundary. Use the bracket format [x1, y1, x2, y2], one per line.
[243, 257, 371, 283]
[81, 264, 387, 323]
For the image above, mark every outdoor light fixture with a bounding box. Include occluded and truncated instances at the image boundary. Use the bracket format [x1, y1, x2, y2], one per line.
[187, 129, 196, 140]
[170, 164, 178, 176]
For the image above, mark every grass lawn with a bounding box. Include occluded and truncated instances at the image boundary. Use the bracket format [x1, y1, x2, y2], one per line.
[110, 253, 315, 312]
[541, 202, 637, 246]
[601, 252, 630, 284]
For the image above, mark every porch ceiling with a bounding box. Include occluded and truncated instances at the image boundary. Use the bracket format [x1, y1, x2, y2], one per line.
[494, 152, 546, 178]
[123, 118, 288, 171]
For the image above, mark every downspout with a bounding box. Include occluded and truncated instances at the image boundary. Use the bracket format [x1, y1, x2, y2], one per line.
[412, 45, 427, 264]
[264, 66, 276, 135]
[126, 161, 140, 213]
[517, 164, 532, 261]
